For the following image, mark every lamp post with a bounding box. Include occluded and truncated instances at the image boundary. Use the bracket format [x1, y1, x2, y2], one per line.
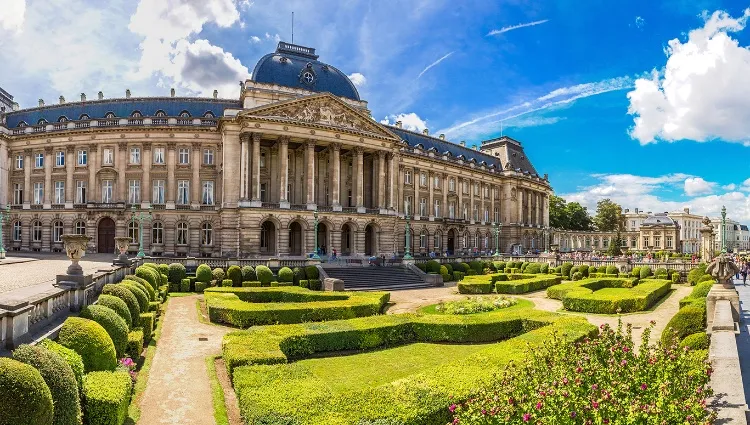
[404, 214, 413, 259]
[543, 227, 549, 253]
[131, 205, 152, 258]
[312, 210, 321, 260]
[721, 205, 727, 254]
[493, 222, 500, 256]
[0, 205, 9, 259]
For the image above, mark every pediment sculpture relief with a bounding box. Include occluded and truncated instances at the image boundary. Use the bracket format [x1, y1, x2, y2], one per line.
[254, 98, 383, 134]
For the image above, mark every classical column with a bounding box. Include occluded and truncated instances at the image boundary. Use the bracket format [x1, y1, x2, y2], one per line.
[490, 185, 496, 223]
[428, 171, 434, 220]
[330, 143, 341, 211]
[377, 151, 386, 211]
[457, 178, 463, 220]
[65, 146, 74, 207]
[517, 188, 524, 225]
[278, 137, 290, 208]
[387, 153, 396, 210]
[469, 179, 475, 224]
[117, 142, 127, 202]
[88, 145, 97, 203]
[251, 133, 262, 205]
[239, 133, 249, 202]
[0, 139, 7, 207]
[354, 147, 364, 212]
[191, 142, 201, 207]
[442, 174, 448, 218]
[23, 149, 31, 206]
[305, 139, 316, 209]
[397, 164, 405, 214]
[166, 142, 176, 208]
[142, 142, 151, 204]
[43, 147, 52, 207]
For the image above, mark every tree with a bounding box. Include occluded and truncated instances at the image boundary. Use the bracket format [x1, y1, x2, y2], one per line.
[594, 199, 624, 232]
[566, 202, 594, 231]
[549, 196, 569, 229]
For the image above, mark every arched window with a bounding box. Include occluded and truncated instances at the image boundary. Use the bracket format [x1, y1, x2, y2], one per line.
[128, 220, 139, 244]
[179, 111, 191, 118]
[152, 221, 163, 244]
[17, 121, 27, 128]
[131, 111, 142, 118]
[79, 114, 90, 120]
[31, 220, 42, 242]
[75, 221, 86, 235]
[58, 116, 68, 123]
[12, 221, 21, 241]
[474, 233, 479, 249]
[419, 230, 427, 249]
[155, 110, 166, 117]
[176, 222, 188, 245]
[462, 233, 468, 249]
[483, 234, 489, 249]
[434, 232, 441, 249]
[104, 112, 116, 119]
[37, 118, 47, 125]
[203, 111, 215, 118]
[201, 223, 213, 245]
[52, 221, 63, 243]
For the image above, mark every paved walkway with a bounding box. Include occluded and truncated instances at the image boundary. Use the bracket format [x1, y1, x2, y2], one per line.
[732, 279, 750, 407]
[0, 253, 116, 296]
[138, 295, 229, 425]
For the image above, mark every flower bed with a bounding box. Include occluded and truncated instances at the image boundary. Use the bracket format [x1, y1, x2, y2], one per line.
[223, 307, 596, 424]
[204, 286, 390, 327]
[433, 296, 518, 315]
[547, 277, 672, 314]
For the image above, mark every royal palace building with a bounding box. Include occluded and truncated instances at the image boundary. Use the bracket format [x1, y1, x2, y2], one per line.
[0, 42, 551, 257]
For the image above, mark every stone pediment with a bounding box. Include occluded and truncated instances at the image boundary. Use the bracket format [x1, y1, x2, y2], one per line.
[240, 93, 399, 140]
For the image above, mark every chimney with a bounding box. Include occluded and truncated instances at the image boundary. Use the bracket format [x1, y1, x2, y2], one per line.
[80, 93, 86, 102]
[459, 141, 466, 147]
[684, 207, 690, 214]
[624, 208, 630, 213]
[635, 208, 639, 214]
[395, 121, 402, 128]
[98, 91, 104, 100]
[473, 145, 478, 150]
[38, 99, 44, 107]
[170, 88, 175, 98]
[59, 96, 65, 104]
[125, 89, 131, 99]
[213, 89, 218, 99]
[422, 128, 429, 136]
[439, 133, 445, 140]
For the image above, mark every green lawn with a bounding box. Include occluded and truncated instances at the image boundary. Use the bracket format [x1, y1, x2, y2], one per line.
[298, 342, 493, 392]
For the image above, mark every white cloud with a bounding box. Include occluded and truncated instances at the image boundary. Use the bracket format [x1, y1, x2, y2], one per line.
[684, 177, 715, 196]
[0, 0, 26, 32]
[627, 9, 750, 145]
[504, 116, 564, 129]
[265, 32, 280, 42]
[380, 112, 428, 132]
[635, 16, 645, 29]
[723, 183, 737, 191]
[348, 72, 366, 87]
[250, 35, 261, 43]
[417, 51, 453, 79]
[487, 19, 549, 36]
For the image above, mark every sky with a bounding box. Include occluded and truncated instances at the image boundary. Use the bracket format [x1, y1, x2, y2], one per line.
[2, 0, 750, 220]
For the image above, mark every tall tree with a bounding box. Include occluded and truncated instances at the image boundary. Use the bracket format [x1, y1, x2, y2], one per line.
[549, 195, 569, 229]
[594, 199, 624, 232]
[566, 202, 594, 231]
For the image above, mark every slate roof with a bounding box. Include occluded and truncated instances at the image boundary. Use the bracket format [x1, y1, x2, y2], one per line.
[3, 97, 241, 128]
[251, 42, 360, 101]
[642, 212, 677, 226]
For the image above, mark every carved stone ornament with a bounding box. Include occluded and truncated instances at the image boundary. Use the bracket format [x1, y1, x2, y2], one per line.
[61, 234, 91, 275]
[510, 188, 517, 201]
[702, 216, 712, 227]
[114, 236, 130, 255]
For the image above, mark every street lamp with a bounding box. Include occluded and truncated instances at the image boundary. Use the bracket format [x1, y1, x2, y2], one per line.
[404, 214, 413, 260]
[721, 205, 727, 254]
[131, 205, 152, 258]
[543, 226, 549, 253]
[0, 205, 9, 259]
[493, 222, 501, 256]
[312, 210, 321, 260]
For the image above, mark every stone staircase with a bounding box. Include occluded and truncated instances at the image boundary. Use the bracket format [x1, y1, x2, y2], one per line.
[322, 266, 433, 291]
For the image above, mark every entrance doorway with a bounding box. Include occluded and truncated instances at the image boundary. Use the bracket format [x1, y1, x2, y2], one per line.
[289, 221, 303, 256]
[447, 229, 456, 255]
[364, 224, 376, 256]
[317, 223, 329, 255]
[97, 217, 115, 253]
[340, 223, 354, 255]
[260, 221, 277, 255]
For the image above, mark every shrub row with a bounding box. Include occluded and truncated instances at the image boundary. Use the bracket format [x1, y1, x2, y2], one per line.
[457, 274, 559, 294]
[547, 277, 671, 314]
[662, 279, 712, 345]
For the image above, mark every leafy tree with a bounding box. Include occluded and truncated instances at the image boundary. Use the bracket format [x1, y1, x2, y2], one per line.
[549, 196, 593, 231]
[567, 202, 594, 231]
[594, 199, 624, 232]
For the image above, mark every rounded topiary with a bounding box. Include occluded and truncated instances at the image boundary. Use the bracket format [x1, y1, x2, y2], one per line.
[80, 305, 128, 358]
[212, 268, 225, 282]
[468, 261, 483, 274]
[96, 294, 132, 330]
[292, 267, 305, 285]
[124, 275, 155, 301]
[227, 265, 242, 287]
[168, 263, 187, 285]
[101, 284, 140, 328]
[606, 265, 618, 275]
[256, 265, 273, 285]
[671, 271, 680, 283]
[561, 262, 573, 279]
[639, 266, 652, 279]
[122, 279, 152, 303]
[572, 271, 583, 281]
[540, 263, 549, 274]
[160, 273, 168, 286]
[304, 265, 320, 279]
[655, 267, 668, 277]
[143, 262, 159, 271]
[277, 267, 294, 283]
[135, 266, 158, 290]
[444, 263, 453, 275]
[58, 317, 116, 373]
[39, 340, 84, 393]
[680, 332, 709, 350]
[578, 264, 589, 277]
[121, 282, 149, 313]
[630, 266, 641, 278]
[698, 274, 714, 283]
[157, 263, 170, 278]
[13, 344, 81, 425]
[241, 266, 256, 282]
[525, 263, 541, 274]
[662, 303, 706, 345]
[425, 260, 441, 274]
[570, 266, 579, 276]
[416, 263, 427, 273]
[196, 264, 212, 283]
[0, 357, 54, 425]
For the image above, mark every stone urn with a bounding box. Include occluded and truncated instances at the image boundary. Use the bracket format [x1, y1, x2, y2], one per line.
[61, 234, 91, 276]
[114, 236, 131, 266]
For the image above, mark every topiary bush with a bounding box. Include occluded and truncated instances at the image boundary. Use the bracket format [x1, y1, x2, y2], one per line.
[0, 357, 54, 425]
[298, 279, 310, 289]
[222, 279, 233, 287]
[58, 317, 116, 373]
[13, 344, 81, 425]
[256, 265, 273, 285]
[80, 305, 128, 358]
[426, 260, 441, 274]
[121, 282, 148, 313]
[196, 264, 213, 282]
[226, 265, 242, 287]
[571, 271, 583, 281]
[630, 266, 641, 278]
[134, 266, 158, 290]
[96, 295, 132, 330]
[180, 278, 191, 292]
[540, 263, 549, 274]
[561, 262, 573, 279]
[578, 264, 589, 277]
[680, 332, 709, 350]
[39, 339, 84, 394]
[469, 261, 483, 274]
[416, 263, 427, 272]
[195, 281, 208, 293]
[292, 267, 305, 285]
[662, 303, 706, 345]
[687, 264, 708, 286]
[525, 263, 541, 274]
[309, 279, 322, 291]
[698, 274, 714, 283]
[671, 272, 681, 283]
[242, 266, 256, 282]
[124, 275, 155, 302]
[439, 265, 451, 282]
[640, 265, 652, 279]
[157, 263, 169, 278]
[101, 284, 140, 327]
[83, 371, 132, 425]
[126, 329, 144, 360]
[212, 268, 225, 282]
[305, 266, 320, 279]
[139, 313, 156, 343]
[277, 267, 294, 283]
[242, 281, 262, 287]
[168, 263, 187, 285]
[606, 265, 618, 275]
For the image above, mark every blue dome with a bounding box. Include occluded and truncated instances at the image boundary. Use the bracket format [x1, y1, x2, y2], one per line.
[251, 42, 361, 101]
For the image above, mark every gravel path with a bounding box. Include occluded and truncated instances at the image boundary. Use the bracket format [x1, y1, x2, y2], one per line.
[138, 295, 229, 425]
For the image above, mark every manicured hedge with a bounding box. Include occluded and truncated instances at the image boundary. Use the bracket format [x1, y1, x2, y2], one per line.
[96, 295, 132, 330]
[102, 284, 141, 327]
[276, 267, 292, 283]
[168, 263, 187, 285]
[204, 287, 389, 327]
[662, 303, 706, 345]
[224, 309, 596, 424]
[139, 312, 156, 343]
[457, 281, 492, 294]
[13, 344, 81, 425]
[123, 279, 152, 303]
[679, 281, 713, 308]
[680, 332, 709, 350]
[180, 278, 191, 292]
[213, 268, 225, 282]
[242, 266, 256, 282]
[243, 281, 262, 287]
[305, 266, 320, 280]
[227, 265, 243, 287]
[196, 264, 213, 282]
[80, 305, 129, 358]
[0, 358, 54, 425]
[126, 329, 144, 360]
[256, 266, 273, 285]
[458, 274, 560, 295]
[309, 279, 322, 291]
[58, 317, 116, 373]
[149, 301, 159, 313]
[82, 371, 132, 425]
[548, 277, 671, 314]
[495, 275, 562, 294]
[121, 282, 148, 313]
[134, 266, 158, 291]
[195, 281, 208, 293]
[39, 340, 84, 393]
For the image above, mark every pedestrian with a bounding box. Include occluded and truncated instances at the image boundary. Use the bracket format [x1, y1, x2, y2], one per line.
[742, 262, 748, 285]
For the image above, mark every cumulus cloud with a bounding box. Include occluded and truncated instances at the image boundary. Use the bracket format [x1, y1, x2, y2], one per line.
[348, 72, 366, 87]
[0, 0, 26, 32]
[380, 112, 428, 132]
[250, 35, 261, 43]
[684, 177, 715, 196]
[724, 183, 737, 191]
[627, 9, 750, 145]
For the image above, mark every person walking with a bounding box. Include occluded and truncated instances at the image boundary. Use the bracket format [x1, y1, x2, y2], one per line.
[742, 261, 748, 285]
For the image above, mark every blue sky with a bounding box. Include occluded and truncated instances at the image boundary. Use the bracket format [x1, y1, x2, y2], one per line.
[2, 0, 750, 219]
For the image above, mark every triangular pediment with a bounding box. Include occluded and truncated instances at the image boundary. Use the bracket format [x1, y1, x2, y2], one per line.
[239, 93, 400, 140]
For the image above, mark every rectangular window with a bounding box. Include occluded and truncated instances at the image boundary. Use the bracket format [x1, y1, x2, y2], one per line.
[434, 199, 441, 217]
[128, 180, 140, 204]
[473, 205, 478, 221]
[449, 202, 455, 219]
[178, 148, 190, 164]
[654, 236, 661, 248]
[404, 196, 412, 215]
[484, 209, 489, 222]
[494, 208, 499, 223]
[419, 198, 426, 216]
[463, 205, 468, 220]
[55, 151, 65, 167]
[449, 178, 455, 192]
[177, 180, 189, 204]
[203, 149, 214, 165]
[260, 183, 267, 202]
[404, 170, 412, 185]
[484, 186, 489, 197]
[631, 239, 637, 248]
[33, 182, 43, 204]
[474, 183, 479, 195]
[420, 173, 426, 187]
[202, 181, 214, 205]
[260, 152, 266, 168]
[54, 181, 64, 204]
[153, 147, 165, 164]
[643, 237, 649, 248]
[103, 148, 113, 165]
[463, 181, 468, 194]
[130, 147, 141, 164]
[102, 180, 113, 203]
[35, 153, 44, 168]
[13, 183, 23, 204]
[16, 155, 23, 170]
[76, 181, 87, 204]
[77, 150, 87, 166]
[153, 180, 165, 204]
[666, 236, 673, 248]
[434, 176, 440, 189]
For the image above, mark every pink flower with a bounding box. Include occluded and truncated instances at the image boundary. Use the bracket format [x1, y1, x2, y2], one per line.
[620, 360, 627, 366]
[523, 413, 531, 422]
[449, 404, 456, 413]
[640, 383, 647, 391]
[591, 384, 598, 390]
[592, 401, 599, 409]
[536, 402, 542, 410]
